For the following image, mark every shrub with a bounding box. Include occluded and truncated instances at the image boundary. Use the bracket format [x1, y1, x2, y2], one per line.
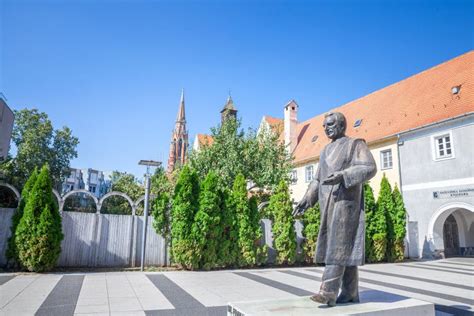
[233, 173, 265, 267]
[363, 183, 377, 262]
[152, 191, 170, 238]
[170, 166, 200, 269]
[302, 204, 321, 263]
[6, 168, 39, 266]
[217, 186, 239, 267]
[268, 180, 296, 265]
[191, 171, 222, 270]
[391, 185, 406, 262]
[15, 165, 63, 272]
[376, 175, 393, 262]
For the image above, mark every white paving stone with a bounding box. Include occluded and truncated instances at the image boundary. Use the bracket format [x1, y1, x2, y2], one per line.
[0, 274, 39, 309]
[1, 274, 61, 314]
[126, 273, 174, 310]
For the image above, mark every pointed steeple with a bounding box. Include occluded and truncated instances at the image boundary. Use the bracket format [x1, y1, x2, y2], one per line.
[176, 88, 186, 122]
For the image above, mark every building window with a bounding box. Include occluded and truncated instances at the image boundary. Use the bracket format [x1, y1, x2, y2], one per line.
[434, 133, 453, 160]
[89, 186, 96, 193]
[290, 170, 298, 184]
[380, 149, 393, 170]
[305, 166, 313, 183]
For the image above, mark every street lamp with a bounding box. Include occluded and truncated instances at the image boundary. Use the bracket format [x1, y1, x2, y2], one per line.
[138, 159, 161, 272]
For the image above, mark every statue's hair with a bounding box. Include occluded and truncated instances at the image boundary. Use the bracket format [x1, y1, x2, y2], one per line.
[324, 112, 347, 133]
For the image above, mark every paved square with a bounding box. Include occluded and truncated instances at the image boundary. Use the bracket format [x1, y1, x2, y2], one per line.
[0, 258, 472, 316]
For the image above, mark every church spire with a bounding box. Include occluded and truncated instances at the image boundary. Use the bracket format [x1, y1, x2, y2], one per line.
[176, 88, 186, 122]
[167, 89, 189, 173]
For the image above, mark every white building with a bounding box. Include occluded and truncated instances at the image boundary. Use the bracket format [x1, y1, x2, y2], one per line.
[62, 168, 111, 198]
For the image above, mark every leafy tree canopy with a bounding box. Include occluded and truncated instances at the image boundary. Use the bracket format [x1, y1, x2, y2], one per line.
[0, 109, 79, 191]
[189, 118, 292, 191]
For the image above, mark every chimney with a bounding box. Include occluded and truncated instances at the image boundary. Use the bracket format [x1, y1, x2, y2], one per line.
[284, 100, 298, 153]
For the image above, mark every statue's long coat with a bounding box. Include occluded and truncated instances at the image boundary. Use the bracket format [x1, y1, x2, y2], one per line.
[303, 136, 376, 266]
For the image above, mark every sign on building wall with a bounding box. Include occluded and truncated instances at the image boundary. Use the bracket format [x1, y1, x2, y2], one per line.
[433, 187, 474, 199]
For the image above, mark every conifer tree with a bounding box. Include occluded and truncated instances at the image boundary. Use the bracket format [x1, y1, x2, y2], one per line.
[364, 183, 377, 262]
[170, 165, 200, 269]
[217, 186, 239, 267]
[374, 174, 393, 262]
[152, 191, 170, 238]
[268, 180, 296, 265]
[249, 195, 268, 265]
[192, 171, 222, 270]
[6, 168, 39, 266]
[233, 173, 262, 267]
[15, 165, 63, 272]
[391, 185, 407, 262]
[302, 205, 321, 263]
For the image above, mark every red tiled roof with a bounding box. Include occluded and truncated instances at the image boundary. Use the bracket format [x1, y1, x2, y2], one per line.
[285, 51, 474, 164]
[196, 134, 214, 147]
[263, 115, 284, 136]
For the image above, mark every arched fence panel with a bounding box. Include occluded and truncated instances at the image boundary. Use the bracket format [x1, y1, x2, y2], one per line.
[99, 192, 136, 215]
[0, 183, 20, 208]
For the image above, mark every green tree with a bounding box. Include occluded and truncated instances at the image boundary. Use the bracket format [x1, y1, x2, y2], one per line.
[191, 171, 222, 270]
[189, 118, 291, 192]
[6, 168, 39, 266]
[170, 165, 200, 269]
[364, 183, 377, 262]
[0, 109, 79, 191]
[268, 180, 296, 265]
[302, 205, 321, 263]
[391, 185, 406, 262]
[15, 165, 63, 272]
[371, 175, 392, 262]
[379, 175, 396, 262]
[217, 186, 239, 267]
[233, 174, 265, 267]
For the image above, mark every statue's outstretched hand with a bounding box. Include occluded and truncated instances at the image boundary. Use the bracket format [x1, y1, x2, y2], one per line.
[293, 199, 309, 217]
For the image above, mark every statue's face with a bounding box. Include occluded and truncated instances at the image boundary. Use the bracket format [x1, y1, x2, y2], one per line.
[323, 115, 345, 140]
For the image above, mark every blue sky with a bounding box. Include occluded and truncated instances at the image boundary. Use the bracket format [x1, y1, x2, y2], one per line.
[1, 0, 473, 178]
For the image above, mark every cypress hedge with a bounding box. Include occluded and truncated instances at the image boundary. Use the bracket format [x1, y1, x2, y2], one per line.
[364, 183, 377, 262]
[233, 173, 265, 267]
[6, 168, 39, 267]
[217, 186, 239, 267]
[391, 185, 407, 262]
[170, 165, 200, 269]
[302, 204, 321, 263]
[372, 175, 392, 262]
[15, 165, 63, 272]
[192, 171, 222, 270]
[268, 180, 296, 265]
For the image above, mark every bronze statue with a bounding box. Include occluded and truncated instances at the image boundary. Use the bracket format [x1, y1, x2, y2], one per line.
[293, 112, 376, 306]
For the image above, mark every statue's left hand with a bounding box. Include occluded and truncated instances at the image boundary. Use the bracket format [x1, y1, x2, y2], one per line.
[322, 172, 344, 185]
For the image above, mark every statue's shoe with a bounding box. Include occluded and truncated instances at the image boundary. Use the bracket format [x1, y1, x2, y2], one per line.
[310, 292, 337, 307]
[336, 293, 360, 304]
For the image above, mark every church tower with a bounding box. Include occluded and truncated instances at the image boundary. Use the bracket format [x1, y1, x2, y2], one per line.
[167, 90, 189, 173]
[220, 94, 238, 124]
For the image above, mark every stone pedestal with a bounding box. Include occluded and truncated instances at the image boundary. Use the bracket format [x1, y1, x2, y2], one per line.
[227, 296, 435, 316]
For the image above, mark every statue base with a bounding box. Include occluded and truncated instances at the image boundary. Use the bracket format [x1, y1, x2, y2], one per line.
[227, 295, 435, 316]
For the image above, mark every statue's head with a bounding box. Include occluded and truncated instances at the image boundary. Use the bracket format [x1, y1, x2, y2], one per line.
[323, 112, 347, 140]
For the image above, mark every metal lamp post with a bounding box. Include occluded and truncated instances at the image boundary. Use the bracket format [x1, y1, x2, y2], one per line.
[138, 160, 161, 272]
